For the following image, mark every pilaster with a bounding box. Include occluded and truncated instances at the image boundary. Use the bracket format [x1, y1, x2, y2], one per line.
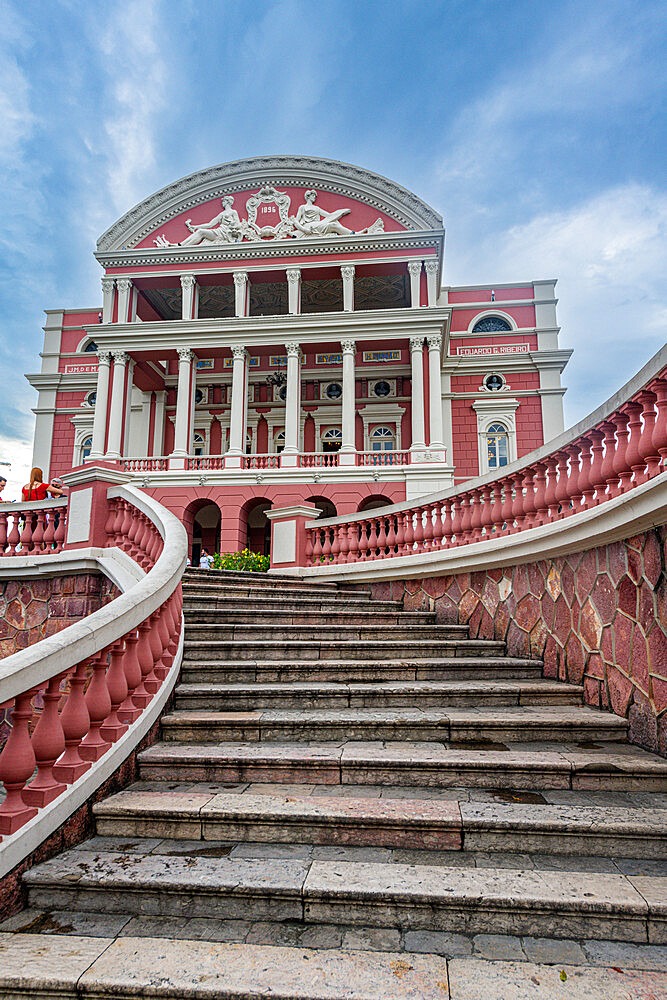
[282, 342, 302, 466]
[226, 345, 248, 465]
[105, 351, 130, 460]
[116, 279, 133, 324]
[409, 336, 426, 456]
[339, 338, 357, 465]
[233, 271, 248, 317]
[286, 269, 301, 315]
[425, 260, 439, 307]
[101, 278, 115, 324]
[89, 350, 112, 460]
[180, 274, 199, 320]
[341, 265, 355, 312]
[408, 261, 422, 308]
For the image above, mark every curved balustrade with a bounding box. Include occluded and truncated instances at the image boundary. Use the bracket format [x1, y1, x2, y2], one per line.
[305, 356, 667, 566]
[0, 483, 187, 847]
[0, 499, 68, 556]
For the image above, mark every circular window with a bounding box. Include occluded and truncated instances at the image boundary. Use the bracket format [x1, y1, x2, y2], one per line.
[86, 391, 97, 407]
[195, 388, 204, 404]
[373, 381, 391, 397]
[484, 374, 505, 392]
[278, 384, 287, 401]
[326, 382, 342, 399]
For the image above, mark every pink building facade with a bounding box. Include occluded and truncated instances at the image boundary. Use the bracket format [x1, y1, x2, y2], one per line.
[27, 156, 570, 560]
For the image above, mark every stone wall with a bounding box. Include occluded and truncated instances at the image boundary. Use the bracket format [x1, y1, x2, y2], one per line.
[370, 526, 667, 756]
[0, 574, 119, 660]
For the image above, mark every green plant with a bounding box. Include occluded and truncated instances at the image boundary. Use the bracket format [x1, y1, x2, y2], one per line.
[212, 549, 270, 573]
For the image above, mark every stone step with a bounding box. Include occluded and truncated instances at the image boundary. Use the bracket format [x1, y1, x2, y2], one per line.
[184, 606, 440, 626]
[138, 740, 667, 791]
[184, 623, 471, 642]
[93, 788, 667, 858]
[182, 582, 371, 602]
[180, 657, 544, 683]
[0, 932, 456, 999]
[182, 639, 509, 661]
[183, 595, 411, 613]
[184, 568, 350, 588]
[160, 706, 627, 744]
[174, 678, 584, 711]
[22, 847, 663, 942]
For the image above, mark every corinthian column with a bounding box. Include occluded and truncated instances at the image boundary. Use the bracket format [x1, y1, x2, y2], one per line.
[116, 278, 133, 323]
[427, 334, 445, 454]
[340, 339, 357, 465]
[282, 343, 302, 466]
[105, 351, 130, 459]
[409, 337, 426, 458]
[89, 350, 112, 460]
[286, 269, 301, 315]
[424, 260, 439, 307]
[101, 278, 115, 323]
[171, 348, 195, 458]
[408, 260, 422, 308]
[234, 271, 248, 317]
[341, 265, 355, 311]
[227, 345, 248, 462]
[180, 274, 199, 319]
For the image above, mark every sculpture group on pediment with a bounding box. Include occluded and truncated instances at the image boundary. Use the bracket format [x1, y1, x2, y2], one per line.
[153, 186, 386, 247]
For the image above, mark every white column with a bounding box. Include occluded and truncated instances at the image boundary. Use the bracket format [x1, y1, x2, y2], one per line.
[234, 271, 248, 317]
[286, 269, 301, 315]
[116, 279, 133, 323]
[105, 351, 130, 459]
[227, 345, 247, 460]
[101, 278, 115, 323]
[408, 261, 422, 308]
[171, 348, 194, 457]
[340, 339, 356, 465]
[152, 390, 166, 456]
[89, 350, 112, 460]
[282, 342, 302, 466]
[181, 274, 198, 319]
[424, 260, 439, 307]
[341, 265, 355, 311]
[427, 334, 445, 454]
[409, 336, 426, 456]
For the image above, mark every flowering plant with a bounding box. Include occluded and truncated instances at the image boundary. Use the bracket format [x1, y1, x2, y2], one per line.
[212, 549, 270, 572]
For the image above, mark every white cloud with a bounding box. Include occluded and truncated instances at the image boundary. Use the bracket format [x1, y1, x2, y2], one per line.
[0, 431, 33, 502]
[448, 183, 667, 424]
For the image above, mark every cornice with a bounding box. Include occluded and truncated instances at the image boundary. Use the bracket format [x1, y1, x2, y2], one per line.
[96, 229, 445, 269]
[97, 155, 444, 252]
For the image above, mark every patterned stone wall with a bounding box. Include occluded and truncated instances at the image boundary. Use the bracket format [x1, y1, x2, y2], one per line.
[370, 526, 667, 755]
[0, 574, 119, 660]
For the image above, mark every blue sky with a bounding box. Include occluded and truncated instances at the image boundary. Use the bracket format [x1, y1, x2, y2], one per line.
[0, 0, 665, 494]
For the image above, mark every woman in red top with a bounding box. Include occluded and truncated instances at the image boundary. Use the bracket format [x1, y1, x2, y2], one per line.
[22, 467, 66, 501]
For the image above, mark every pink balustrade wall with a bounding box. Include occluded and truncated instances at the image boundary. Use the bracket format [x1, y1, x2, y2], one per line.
[371, 526, 667, 755]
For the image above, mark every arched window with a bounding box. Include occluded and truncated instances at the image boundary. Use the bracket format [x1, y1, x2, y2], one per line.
[472, 316, 512, 333]
[81, 436, 93, 462]
[486, 423, 509, 469]
[246, 432, 252, 455]
[371, 426, 395, 452]
[83, 340, 98, 353]
[193, 432, 205, 456]
[275, 430, 285, 454]
[322, 427, 342, 453]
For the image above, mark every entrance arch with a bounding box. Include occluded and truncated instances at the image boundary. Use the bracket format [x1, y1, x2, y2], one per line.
[242, 497, 272, 555]
[307, 495, 337, 519]
[183, 498, 221, 566]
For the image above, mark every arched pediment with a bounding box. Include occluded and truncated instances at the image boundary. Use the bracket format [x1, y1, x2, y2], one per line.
[97, 155, 443, 252]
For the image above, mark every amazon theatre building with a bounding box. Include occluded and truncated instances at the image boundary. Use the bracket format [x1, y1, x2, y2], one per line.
[27, 156, 571, 560]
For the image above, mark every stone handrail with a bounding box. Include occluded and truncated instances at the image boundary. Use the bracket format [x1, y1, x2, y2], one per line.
[121, 457, 169, 473]
[0, 481, 187, 865]
[303, 346, 667, 567]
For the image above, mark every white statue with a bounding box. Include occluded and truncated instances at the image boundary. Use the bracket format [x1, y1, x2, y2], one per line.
[292, 190, 355, 237]
[154, 196, 243, 247]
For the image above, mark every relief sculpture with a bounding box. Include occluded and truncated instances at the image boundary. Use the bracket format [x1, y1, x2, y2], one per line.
[153, 186, 385, 247]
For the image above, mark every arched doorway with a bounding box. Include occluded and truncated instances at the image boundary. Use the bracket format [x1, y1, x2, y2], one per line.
[358, 494, 393, 513]
[183, 499, 222, 566]
[244, 498, 272, 555]
[307, 496, 337, 519]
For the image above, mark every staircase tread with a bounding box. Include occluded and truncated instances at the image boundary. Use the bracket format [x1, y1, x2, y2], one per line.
[162, 706, 626, 724]
[175, 679, 582, 692]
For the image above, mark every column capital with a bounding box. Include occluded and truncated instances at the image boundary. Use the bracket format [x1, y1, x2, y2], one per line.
[97, 350, 112, 365]
[180, 273, 197, 289]
[340, 264, 355, 280]
[409, 336, 424, 352]
[101, 277, 115, 292]
[116, 277, 133, 292]
[231, 344, 247, 361]
[111, 350, 130, 364]
[427, 334, 442, 350]
[233, 270, 248, 286]
[424, 260, 438, 275]
[407, 260, 423, 277]
[286, 342, 302, 359]
[177, 347, 195, 363]
[341, 339, 356, 355]
[286, 269, 301, 283]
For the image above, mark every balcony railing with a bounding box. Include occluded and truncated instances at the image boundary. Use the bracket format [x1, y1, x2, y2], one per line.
[0, 499, 68, 556]
[298, 453, 340, 468]
[242, 454, 280, 470]
[356, 450, 409, 467]
[122, 457, 169, 472]
[186, 455, 224, 471]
